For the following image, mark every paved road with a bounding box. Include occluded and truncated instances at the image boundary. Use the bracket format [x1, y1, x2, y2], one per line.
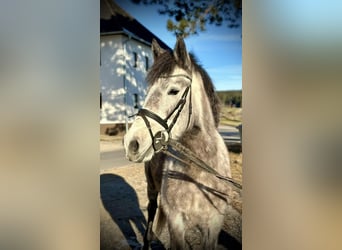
[100, 125, 241, 170]
[100, 148, 132, 170]
[100, 139, 135, 170]
[219, 125, 241, 142]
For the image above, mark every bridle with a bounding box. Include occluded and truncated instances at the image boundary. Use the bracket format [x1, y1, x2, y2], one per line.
[132, 73, 242, 190]
[136, 74, 192, 152]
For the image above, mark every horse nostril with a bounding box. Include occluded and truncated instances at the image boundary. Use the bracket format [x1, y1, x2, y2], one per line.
[129, 139, 139, 153]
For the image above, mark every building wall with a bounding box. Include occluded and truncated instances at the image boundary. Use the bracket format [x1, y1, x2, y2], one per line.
[100, 34, 152, 124]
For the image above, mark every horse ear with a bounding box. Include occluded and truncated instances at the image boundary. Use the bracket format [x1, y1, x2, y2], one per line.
[173, 37, 191, 70]
[152, 38, 165, 60]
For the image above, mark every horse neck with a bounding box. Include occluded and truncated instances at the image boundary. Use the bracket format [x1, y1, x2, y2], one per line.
[180, 71, 219, 155]
[191, 71, 216, 133]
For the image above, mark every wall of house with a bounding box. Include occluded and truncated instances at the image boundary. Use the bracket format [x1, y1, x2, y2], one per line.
[100, 34, 152, 124]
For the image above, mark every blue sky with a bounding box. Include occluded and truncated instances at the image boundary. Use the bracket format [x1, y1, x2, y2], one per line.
[116, 1, 242, 91]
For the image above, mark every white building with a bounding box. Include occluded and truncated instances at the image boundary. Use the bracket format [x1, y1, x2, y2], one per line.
[100, 0, 170, 128]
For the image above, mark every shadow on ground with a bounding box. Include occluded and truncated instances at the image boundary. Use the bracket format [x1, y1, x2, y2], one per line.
[100, 173, 146, 249]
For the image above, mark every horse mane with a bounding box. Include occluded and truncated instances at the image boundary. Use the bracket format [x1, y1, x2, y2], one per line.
[147, 51, 221, 127]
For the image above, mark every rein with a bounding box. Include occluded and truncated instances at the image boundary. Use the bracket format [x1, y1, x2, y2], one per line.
[136, 74, 242, 190]
[162, 138, 242, 191]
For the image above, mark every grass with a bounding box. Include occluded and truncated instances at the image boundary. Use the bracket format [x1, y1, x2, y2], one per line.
[219, 106, 242, 127]
[229, 152, 242, 184]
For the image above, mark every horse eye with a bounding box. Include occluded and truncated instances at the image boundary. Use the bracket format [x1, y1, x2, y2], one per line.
[167, 89, 180, 95]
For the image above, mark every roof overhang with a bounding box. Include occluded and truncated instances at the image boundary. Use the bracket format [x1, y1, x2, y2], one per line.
[100, 29, 151, 47]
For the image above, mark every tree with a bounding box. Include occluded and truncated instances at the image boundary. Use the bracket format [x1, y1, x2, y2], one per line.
[131, 0, 242, 37]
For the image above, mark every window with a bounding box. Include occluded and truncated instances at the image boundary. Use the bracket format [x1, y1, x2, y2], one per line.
[134, 94, 139, 109]
[100, 92, 102, 109]
[145, 56, 149, 71]
[133, 52, 137, 68]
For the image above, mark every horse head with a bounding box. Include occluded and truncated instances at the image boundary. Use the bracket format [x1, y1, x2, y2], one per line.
[124, 38, 195, 162]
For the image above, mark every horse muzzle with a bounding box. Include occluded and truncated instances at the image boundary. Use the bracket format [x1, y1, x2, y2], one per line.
[123, 123, 155, 163]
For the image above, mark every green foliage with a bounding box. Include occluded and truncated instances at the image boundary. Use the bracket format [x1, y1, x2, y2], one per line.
[217, 90, 242, 107]
[131, 0, 242, 37]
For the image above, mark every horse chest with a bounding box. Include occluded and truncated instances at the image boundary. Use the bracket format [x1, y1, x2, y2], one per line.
[161, 161, 225, 213]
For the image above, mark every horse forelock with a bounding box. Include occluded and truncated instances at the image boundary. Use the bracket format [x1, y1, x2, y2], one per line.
[146, 51, 175, 86]
[147, 51, 221, 127]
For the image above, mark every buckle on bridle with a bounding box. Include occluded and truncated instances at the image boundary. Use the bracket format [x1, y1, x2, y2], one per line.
[153, 130, 169, 153]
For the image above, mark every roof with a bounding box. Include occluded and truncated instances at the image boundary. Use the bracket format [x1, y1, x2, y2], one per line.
[100, 0, 171, 50]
